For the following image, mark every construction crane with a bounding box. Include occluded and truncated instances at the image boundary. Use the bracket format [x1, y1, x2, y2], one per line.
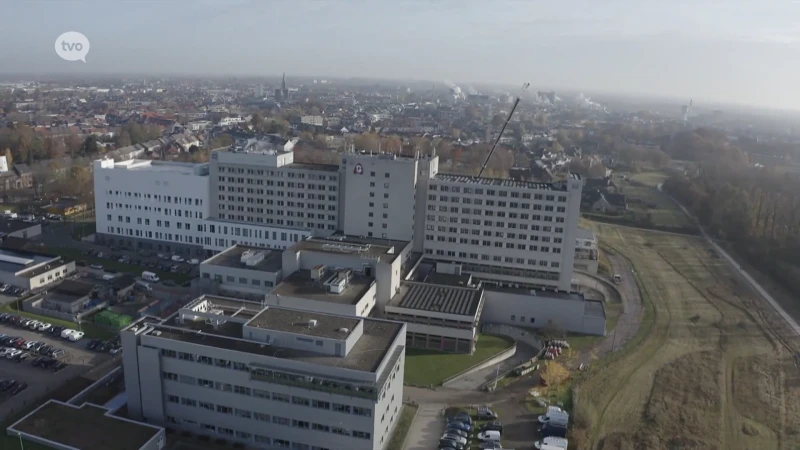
[478, 82, 530, 178]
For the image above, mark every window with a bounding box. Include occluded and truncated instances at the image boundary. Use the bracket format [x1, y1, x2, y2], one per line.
[292, 396, 310, 406]
[272, 393, 290, 403]
[312, 399, 330, 409]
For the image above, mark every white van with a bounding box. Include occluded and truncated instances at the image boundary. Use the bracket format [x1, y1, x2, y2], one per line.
[535, 437, 569, 449]
[102, 273, 116, 281]
[477, 430, 501, 442]
[142, 271, 160, 282]
[613, 273, 622, 283]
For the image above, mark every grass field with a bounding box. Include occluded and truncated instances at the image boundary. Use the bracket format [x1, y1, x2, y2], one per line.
[618, 172, 693, 229]
[385, 404, 418, 450]
[404, 334, 514, 386]
[572, 224, 800, 450]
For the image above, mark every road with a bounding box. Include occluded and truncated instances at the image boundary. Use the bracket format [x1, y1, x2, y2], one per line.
[443, 342, 538, 390]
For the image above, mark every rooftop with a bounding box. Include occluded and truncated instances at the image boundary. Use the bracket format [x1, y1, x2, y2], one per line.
[434, 172, 579, 190]
[103, 159, 208, 176]
[202, 245, 282, 272]
[11, 401, 162, 450]
[226, 135, 294, 154]
[576, 228, 596, 241]
[0, 248, 63, 276]
[142, 308, 402, 372]
[271, 269, 374, 305]
[285, 162, 339, 172]
[484, 285, 585, 302]
[289, 235, 408, 263]
[584, 299, 606, 318]
[0, 219, 39, 235]
[247, 307, 360, 339]
[388, 281, 483, 317]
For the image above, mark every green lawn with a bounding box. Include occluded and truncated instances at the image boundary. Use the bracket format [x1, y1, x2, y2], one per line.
[404, 334, 514, 386]
[621, 183, 692, 229]
[44, 246, 190, 283]
[0, 303, 115, 340]
[385, 404, 418, 450]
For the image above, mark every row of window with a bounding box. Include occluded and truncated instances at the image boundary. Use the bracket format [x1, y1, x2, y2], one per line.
[425, 235, 562, 253]
[106, 216, 196, 231]
[165, 416, 331, 450]
[201, 272, 276, 286]
[165, 394, 372, 440]
[423, 247, 561, 268]
[105, 227, 201, 244]
[159, 358, 376, 416]
[426, 225, 564, 242]
[103, 203, 203, 218]
[105, 191, 204, 206]
[217, 216, 335, 230]
[219, 202, 336, 217]
[217, 167, 337, 182]
[218, 181, 337, 193]
[430, 194, 567, 212]
[430, 184, 567, 202]
[219, 178, 337, 192]
[426, 214, 565, 234]
[427, 204, 566, 223]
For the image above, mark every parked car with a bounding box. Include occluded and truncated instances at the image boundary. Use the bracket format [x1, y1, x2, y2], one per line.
[477, 407, 498, 420]
[171, 255, 184, 262]
[37, 323, 52, 332]
[441, 433, 467, 446]
[477, 431, 502, 443]
[13, 352, 29, 363]
[446, 421, 471, 432]
[61, 329, 77, 339]
[11, 382, 28, 395]
[90, 264, 103, 270]
[52, 362, 67, 372]
[438, 439, 465, 450]
[0, 380, 17, 391]
[534, 437, 569, 449]
[478, 422, 503, 434]
[187, 258, 200, 265]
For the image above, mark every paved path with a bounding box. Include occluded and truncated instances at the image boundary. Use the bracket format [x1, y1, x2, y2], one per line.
[403, 403, 445, 450]
[443, 342, 538, 390]
[672, 200, 800, 338]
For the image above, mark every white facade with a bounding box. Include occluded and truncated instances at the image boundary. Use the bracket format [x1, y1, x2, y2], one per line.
[422, 174, 583, 291]
[574, 228, 598, 274]
[121, 298, 406, 450]
[209, 146, 339, 238]
[340, 153, 437, 242]
[93, 159, 210, 256]
[203, 219, 312, 253]
[301, 115, 325, 127]
[218, 117, 245, 126]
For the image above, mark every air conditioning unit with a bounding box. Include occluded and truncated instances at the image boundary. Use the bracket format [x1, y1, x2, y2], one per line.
[308, 319, 318, 327]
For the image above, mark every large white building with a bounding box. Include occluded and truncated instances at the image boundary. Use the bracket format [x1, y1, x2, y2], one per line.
[422, 174, 583, 291]
[93, 159, 210, 257]
[121, 296, 406, 450]
[93, 140, 584, 292]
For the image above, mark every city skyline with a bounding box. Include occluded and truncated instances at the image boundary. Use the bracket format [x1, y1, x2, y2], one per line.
[2, 0, 800, 110]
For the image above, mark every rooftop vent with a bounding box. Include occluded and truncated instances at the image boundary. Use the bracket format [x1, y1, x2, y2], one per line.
[308, 319, 318, 327]
[337, 327, 350, 333]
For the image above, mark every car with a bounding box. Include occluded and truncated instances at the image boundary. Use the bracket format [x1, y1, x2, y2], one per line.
[86, 339, 101, 350]
[478, 442, 503, 450]
[187, 258, 200, 265]
[438, 439, 465, 450]
[61, 329, 77, 339]
[51, 349, 65, 359]
[534, 437, 569, 449]
[90, 264, 103, 270]
[52, 362, 67, 372]
[478, 422, 503, 433]
[11, 382, 28, 395]
[28, 321, 42, 330]
[96, 341, 110, 352]
[50, 326, 64, 335]
[13, 352, 29, 362]
[38, 358, 56, 369]
[477, 431, 502, 443]
[69, 331, 85, 342]
[37, 323, 52, 332]
[109, 346, 123, 355]
[446, 421, 471, 432]
[477, 407, 498, 420]
[171, 255, 184, 262]
[157, 253, 169, 260]
[5, 349, 21, 359]
[31, 356, 45, 366]
[0, 380, 16, 391]
[441, 433, 467, 446]
[538, 410, 569, 424]
[444, 427, 468, 439]
[22, 341, 38, 350]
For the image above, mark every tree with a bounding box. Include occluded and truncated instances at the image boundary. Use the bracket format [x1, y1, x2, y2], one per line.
[353, 133, 379, 152]
[65, 133, 82, 157]
[116, 130, 132, 148]
[3, 148, 12, 167]
[540, 361, 570, 387]
[82, 135, 99, 156]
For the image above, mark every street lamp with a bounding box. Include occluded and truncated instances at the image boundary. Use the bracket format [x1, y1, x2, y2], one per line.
[18, 432, 24, 450]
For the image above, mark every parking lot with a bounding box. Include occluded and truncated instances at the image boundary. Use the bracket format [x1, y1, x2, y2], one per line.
[0, 317, 115, 421]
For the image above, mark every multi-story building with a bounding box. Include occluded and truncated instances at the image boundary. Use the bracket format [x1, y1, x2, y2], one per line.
[208, 136, 339, 239]
[574, 228, 599, 274]
[198, 245, 283, 300]
[339, 152, 438, 243]
[121, 295, 406, 450]
[301, 115, 325, 127]
[422, 173, 583, 291]
[93, 159, 210, 257]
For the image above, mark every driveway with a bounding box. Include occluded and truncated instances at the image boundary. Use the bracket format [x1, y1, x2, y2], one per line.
[403, 403, 445, 450]
[443, 342, 538, 390]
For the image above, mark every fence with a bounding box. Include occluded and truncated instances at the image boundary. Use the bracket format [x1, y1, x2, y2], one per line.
[22, 297, 107, 323]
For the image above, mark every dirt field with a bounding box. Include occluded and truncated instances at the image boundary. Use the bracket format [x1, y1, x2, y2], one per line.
[573, 223, 800, 450]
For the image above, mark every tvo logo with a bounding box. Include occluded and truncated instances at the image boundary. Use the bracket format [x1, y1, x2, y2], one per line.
[55, 31, 90, 63]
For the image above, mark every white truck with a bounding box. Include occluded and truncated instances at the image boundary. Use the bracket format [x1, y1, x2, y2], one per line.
[142, 271, 160, 282]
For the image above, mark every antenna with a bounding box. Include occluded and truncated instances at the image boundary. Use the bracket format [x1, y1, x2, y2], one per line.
[478, 82, 529, 178]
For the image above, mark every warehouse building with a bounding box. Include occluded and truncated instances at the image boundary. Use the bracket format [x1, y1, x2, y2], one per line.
[121, 295, 406, 450]
[0, 248, 75, 291]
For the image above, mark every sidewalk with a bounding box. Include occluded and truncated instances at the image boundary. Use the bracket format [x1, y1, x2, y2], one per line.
[403, 403, 445, 450]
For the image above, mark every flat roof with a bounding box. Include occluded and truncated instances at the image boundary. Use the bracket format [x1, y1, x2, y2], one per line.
[576, 228, 596, 241]
[0, 219, 38, 235]
[285, 162, 339, 172]
[434, 173, 573, 190]
[389, 281, 483, 317]
[423, 272, 474, 288]
[291, 235, 407, 263]
[145, 311, 402, 372]
[0, 248, 60, 275]
[248, 307, 360, 339]
[584, 299, 606, 318]
[11, 401, 162, 450]
[203, 246, 282, 272]
[485, 285, 585, 302]
[270, 269, 374, 305]
[109, 159, 207, 176]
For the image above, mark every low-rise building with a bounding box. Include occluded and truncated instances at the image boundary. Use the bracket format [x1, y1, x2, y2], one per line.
[301, 115, 325, 127]
[0, 219, 42, 240]
[39, 279, 97, 314]
[121, 295, 406, 450]
[199, 245, 283, 299]
[266, 266, 377, 317]
[7, 400, 166, 450]
[0, 248, 75, 290]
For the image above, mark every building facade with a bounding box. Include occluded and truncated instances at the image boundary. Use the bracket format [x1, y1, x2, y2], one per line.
[93, 159, 210, 256]
[422, 174, 583, 291]
[121, 296, 406, 450]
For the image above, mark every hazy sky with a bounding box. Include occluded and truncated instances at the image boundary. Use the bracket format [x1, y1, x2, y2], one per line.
[3, 0, 800, 110]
